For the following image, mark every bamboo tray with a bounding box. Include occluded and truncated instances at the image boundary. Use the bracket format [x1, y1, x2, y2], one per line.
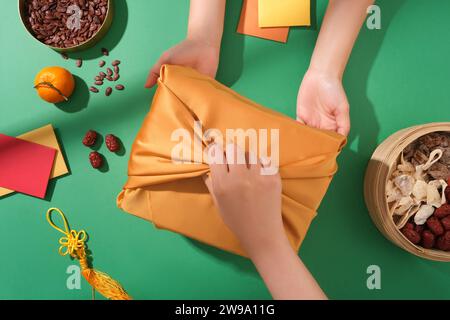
[364, 122, 450, 262]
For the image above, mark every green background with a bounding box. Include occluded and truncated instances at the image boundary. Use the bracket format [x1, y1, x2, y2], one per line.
[1, 0, 449, 300]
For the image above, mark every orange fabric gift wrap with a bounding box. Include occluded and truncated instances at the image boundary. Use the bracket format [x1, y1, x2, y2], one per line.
[117, 65, 346, 257]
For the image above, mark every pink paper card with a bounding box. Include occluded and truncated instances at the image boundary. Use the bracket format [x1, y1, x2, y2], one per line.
[0, 133, 56, 198]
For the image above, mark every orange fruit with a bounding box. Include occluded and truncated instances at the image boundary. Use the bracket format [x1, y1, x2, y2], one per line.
[34, 66, 75, 103]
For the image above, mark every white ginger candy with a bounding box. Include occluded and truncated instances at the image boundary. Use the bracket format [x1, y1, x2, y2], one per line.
[413, 204, 435, 225]
[415, 149, 443, 181]
[397, 152, 415, 173]
[427, 179, 447, 208]
[412, 180, 428, 201]
[397, 204, 420, 229]
[386, 147, 447, 229]
[393, 174, 415, 196]
[440, 179, 448, 204]
[393, 196, 414, 215]
[386, 180, 403, 203]
[426, 179, 448, 207]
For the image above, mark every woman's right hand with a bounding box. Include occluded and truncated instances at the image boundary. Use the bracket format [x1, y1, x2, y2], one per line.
[203, 143, 327, 300]
[203, 144, 285, 256]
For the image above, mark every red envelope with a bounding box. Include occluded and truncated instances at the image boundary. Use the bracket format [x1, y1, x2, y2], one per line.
[0, 134, 56, 198]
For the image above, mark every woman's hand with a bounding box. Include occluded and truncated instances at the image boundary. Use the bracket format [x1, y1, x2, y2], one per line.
[145, 0, 226, 88]
[297, 0, 375, 136]
[203, 144, 284, 255]
[203, 144, 327, 300]
[297, 67, 350, 136]
[145, 39, 220, 88]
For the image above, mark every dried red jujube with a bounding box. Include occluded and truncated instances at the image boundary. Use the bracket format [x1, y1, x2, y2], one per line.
[105, 134, 120, 152]
[89, 151, 103, 169]
[82, 130, 98, 147]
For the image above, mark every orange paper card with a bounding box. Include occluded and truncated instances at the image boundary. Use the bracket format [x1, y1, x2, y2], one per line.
[0, 124, 69, 198]
[237, 0, 289, 43]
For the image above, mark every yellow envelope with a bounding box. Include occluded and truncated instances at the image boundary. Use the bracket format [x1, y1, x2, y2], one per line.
[259, 0, 311, 27]
[0, 124, 69, 197]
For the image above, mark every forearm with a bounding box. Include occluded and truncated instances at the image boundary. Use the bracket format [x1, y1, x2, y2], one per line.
[248, 235, 327, 300]
[310, 0, 374, 78]
[187, 0, 226, 48]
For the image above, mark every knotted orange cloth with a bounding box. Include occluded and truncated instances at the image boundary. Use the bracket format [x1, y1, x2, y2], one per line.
[117, 65, 346, 257]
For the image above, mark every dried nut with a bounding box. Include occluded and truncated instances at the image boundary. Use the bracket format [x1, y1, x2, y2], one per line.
[89, 86, 99, 93]
[24, 1, 108, 49]
[105, 87, 112, 96]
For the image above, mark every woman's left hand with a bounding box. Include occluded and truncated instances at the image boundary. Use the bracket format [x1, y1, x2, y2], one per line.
[297, 67, 350, 136]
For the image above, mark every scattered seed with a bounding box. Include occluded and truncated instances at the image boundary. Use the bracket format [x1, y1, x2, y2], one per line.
[114, 65, 119, 74]
[101, 47, 109, 56]
[89, 86, 99, 93]
[95, 80, 104, 86]
[99, 71, 106, 78]
[113, 74, 120, 81]
[115, 84, 125, 90]
[76, 59, 82, 68]
[99, 60, 105, 67]
[112, 60, 121, 66]
[106, 67, 113, 76]
[61, 52, 69, 60]
[105, 87, 112, 96]
[95, 76, 102, 81]
[106, 75, 113, 81]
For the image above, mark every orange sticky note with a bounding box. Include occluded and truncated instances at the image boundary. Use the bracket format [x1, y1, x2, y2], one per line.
[0, 124, 69, 197]
[259, 0, 311, 27]
[237, 0, 289, 43]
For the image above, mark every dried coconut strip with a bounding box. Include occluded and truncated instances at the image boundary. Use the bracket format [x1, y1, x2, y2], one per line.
[396, 204, 421, 229]
[413, 204, 434, 225]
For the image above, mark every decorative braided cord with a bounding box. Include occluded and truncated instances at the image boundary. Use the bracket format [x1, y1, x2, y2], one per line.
[46, 208, 132, 300]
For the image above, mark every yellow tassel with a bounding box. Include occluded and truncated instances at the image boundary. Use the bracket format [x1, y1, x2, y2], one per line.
[46, 207, 132, 300]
